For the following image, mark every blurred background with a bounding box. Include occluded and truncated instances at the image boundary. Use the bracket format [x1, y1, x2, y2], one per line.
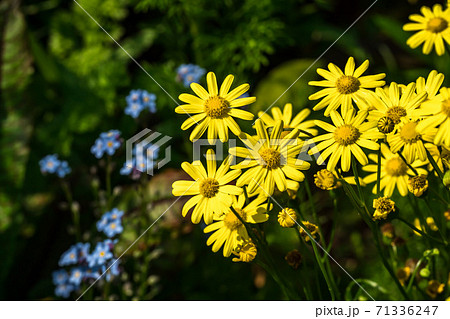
[1, 0, 447, 300]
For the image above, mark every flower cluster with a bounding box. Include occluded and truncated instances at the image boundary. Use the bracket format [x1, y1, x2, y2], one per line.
[125, 89, 157, 118]
[90, 130, 122, 159]
[176, 64, 206, 87]
[96, 208, 124, 238]
[120, 143, 160, 178]
[172, 71, 321, 261]
[39, 154, 71, 178]
[53, 240, 120, 298]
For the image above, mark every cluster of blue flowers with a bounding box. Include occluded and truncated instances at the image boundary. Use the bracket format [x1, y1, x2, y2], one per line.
[39, 154, 71, 178]
[125, 89, 157, 118]
[53, 240, 120, 298]
[176, 64, 205, 87]
[90, 130, 122, 159]
[97, 208, 124, 238]
[120, 143, 160, 178]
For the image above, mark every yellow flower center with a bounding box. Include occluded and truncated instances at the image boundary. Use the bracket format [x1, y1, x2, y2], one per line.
[441, 99, 450, 117]
[107, 141, 113, 147]
[223, 209, 246, 230]
[334, 124, 360, 145]
[336, 75, 360, 94]
[204, 95, 230, 119]
[69, 253, 75, 259]
[99, 251, 105, 257]
[427, 17, 448, 33]
[199, 178, 220, 198]
[259, 148, 281, 169]
[110, 223, 116, 229]
[399, 122, 420, 143]
[386, 106, 407, 124]
[385, 157, 407, 176]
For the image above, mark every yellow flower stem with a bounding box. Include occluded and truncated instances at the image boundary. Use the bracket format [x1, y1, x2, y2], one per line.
[296, 219, 338, 301]
[397, 152, 418, 176]
[229, 206, 300, 299]
[425, 147, 444, 180]
[421, 199, 449, 245]
[396, 216, 448, 246]
[406, 258, 424, 293]
[302, 179, 340, 298]
[339, 166, 411, 300]
[299, 130, 315, 138]
[377, 141, 382, 196]
[243, 186, 250, 206]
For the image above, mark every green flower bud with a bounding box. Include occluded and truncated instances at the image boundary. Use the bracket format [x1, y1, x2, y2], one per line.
[420, 268, 430, 278]
[443, 170, 450, 187]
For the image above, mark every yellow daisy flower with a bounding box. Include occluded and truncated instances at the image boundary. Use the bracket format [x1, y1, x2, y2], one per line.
[299, 221, 320, 242]
[403, 4, 450, 56]
[257, 103, 317, 138]
[204, 194, 269, 257]
[367, 82, 428, 127]
[415, 70, 445, 103]
[386, 119, 436, 163]
[308, 57, 386, 116]
[309, 109, 384, 172]
[176, 72, 255, 143]
[229, 119, 310, 197]
[417, 88, 450, 148]
[362, 143, 427, 197]
[313, 168, 366, 190]
[172, 149, 243, 225]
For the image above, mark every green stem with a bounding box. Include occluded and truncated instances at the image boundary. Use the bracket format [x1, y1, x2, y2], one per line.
[406, 259, 423, 293]
[397, 152, 418, 176]
[397, 216, 447, 246]
[377, 141, 382, 196]
[425, 147, 444, 180]
[62, 181, 80, 242]
[106, 156, 112, 210]
[340, 165, 410, 300]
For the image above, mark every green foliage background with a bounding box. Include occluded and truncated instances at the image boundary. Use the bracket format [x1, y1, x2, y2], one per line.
[1, 0, 448, 300]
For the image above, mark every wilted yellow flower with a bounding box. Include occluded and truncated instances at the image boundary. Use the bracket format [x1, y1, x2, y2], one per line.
[278, 208, 297, 228]
[172, 150, 242, 225]
[314, 169, 337, 190]
[176, 72, 255, 143]
[381, 223, 395, 238]
[285, 249, 302, 269]
[397, 267, 411, 285]
[403, 4, 450, 56]
[309, 109, 384, 172]
[408, 174, 429, 197]
[363, 143, 427, 197]
[426, 280, 445, 298]
[373, 197, 395, 220]
[299, 221, 320, 242]
[257, 103, 317, 138]
[204, 194, 268, 257]
[232, 240, 257, 263]
[308, 57, 385, 116]
[230, 119, 310, 197]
